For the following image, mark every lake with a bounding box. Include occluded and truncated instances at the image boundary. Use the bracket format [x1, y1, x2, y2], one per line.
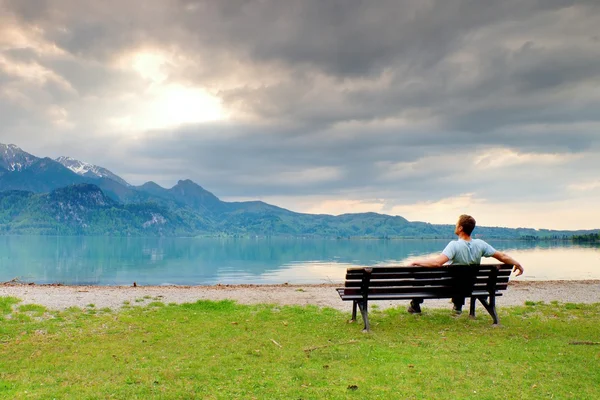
[0, 236, 598, 286]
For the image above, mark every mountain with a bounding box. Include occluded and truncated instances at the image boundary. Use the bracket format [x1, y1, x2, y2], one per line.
[93, 177, 157, 204]
[0, 184, 202, 236]
[167, 179, 225, 213]
[0, 143, 131, 195]
[0, 143, 39, 171]
[135, 180, 297, 216]
[137, 181, 170, 197]
[55, 156, 130, 186]
[133, 180, 212, 212]
[0, 157, 88, 192]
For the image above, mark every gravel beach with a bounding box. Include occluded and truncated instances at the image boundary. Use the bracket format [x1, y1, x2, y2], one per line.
[1, 280, 599, 312]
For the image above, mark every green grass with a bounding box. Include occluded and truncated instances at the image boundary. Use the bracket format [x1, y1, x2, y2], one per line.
[1, 296, 599, 399]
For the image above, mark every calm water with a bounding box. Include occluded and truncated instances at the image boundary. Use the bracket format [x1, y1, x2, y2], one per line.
[0, 236, 598, 285]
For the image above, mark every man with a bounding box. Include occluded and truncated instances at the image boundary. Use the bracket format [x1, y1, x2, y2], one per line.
[408, 214, 524, 314]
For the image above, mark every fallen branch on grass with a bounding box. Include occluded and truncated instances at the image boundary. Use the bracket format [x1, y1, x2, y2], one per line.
[304, 340, 358, 356]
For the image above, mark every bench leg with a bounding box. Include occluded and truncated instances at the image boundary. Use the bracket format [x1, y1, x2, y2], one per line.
[477, 296, 499, 325]
[357, 301, 370, 332]
[351, 301, 357, 322]
[469, 296, 476, 319]
[489, 295, 498, 325]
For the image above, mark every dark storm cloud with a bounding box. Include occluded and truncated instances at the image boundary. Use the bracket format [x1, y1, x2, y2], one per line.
[3, 0, 600, 131]
[170, 0, 598, 77]
[1, 0, 600, 213]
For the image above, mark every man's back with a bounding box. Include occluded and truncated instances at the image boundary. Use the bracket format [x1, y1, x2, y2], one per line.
[442, 239, 496, 265]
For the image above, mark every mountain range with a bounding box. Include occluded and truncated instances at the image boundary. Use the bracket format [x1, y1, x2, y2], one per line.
[0, 143, 597, 238]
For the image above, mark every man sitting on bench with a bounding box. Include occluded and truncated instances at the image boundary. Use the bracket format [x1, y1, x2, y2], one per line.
[409, 214, 524, 315]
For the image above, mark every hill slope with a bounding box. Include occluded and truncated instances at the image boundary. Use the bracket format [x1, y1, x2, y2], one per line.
[0, 184, 207, 236]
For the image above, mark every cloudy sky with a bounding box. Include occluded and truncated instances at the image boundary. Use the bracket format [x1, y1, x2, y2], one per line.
[1, 0, 599, 230]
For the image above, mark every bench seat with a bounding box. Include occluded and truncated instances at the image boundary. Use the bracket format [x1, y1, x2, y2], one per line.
[337, 264, 513, 331]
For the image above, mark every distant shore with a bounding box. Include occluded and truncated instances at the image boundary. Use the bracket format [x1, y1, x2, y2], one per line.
[1, 280, 599, 312]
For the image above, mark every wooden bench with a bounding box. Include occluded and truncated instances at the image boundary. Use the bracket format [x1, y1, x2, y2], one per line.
[336, 264, 513, 331]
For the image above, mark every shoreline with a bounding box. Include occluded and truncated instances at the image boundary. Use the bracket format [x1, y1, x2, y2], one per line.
[2, 280, 599, 312]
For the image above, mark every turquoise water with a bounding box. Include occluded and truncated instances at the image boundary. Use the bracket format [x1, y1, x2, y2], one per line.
[0, 236, 598, 285]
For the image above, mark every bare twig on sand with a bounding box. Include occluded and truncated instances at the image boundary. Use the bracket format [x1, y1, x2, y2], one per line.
[1, 277, 22, 285]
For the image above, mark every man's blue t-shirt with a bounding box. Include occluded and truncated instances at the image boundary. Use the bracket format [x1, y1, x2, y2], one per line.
[442, 239, 496, 265]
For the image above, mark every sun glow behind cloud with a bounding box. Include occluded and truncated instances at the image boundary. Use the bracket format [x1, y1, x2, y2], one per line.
[141, 84, 227, 128]
[113, 50, 228, 130]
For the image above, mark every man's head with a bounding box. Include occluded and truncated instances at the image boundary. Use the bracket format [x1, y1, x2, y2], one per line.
[455, 214, 476, 236]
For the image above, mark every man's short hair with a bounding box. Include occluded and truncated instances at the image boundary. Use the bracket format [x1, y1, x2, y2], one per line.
[458, 214, 476, 235]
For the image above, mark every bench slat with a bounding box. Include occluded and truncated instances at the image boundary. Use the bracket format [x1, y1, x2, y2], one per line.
[344, 276, 510, 288]
[342, 284, 509, 294]
[345, 264, 512, 274]
[346, 269, 512, 280]
[337, 289, 505, 301]
[346, 264, 512, 275]
[341, 284, 508, 296]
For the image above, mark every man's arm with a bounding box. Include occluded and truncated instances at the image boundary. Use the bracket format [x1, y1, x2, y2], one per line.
[491, 251, 524, 276]
[410, 254, 449, 267]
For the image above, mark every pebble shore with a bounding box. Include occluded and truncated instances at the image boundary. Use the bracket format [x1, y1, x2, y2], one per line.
[1, 280, 599, 312]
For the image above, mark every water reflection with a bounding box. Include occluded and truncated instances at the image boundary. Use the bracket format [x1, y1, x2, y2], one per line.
[0, 236, 597, 285]
[492, 247, 600, 281]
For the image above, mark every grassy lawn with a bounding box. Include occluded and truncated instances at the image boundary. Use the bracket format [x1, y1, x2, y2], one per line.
[1, 297, 599, 399]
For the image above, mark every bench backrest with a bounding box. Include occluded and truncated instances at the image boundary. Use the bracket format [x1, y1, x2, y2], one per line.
[343, 264, 512, 298]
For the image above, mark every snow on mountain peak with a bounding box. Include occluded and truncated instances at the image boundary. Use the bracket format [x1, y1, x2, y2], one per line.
[0, 143, 38, 171]
[0, 143, 130, 186]
[55, 156, 130, 186]
[56, 156, 94, 175]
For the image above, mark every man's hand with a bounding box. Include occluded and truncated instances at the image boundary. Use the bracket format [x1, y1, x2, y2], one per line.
[492, 251, 524, 277]
[512, 264, 524, 276]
